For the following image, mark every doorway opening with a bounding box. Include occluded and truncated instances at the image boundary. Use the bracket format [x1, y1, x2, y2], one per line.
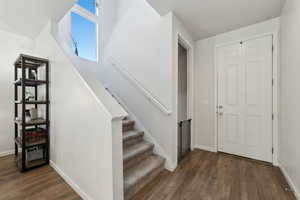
[177, 43, 191, 163]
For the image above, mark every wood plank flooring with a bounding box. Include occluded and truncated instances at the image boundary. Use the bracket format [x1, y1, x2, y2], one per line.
[0, 155, 81, 200]
[0, 150, 296, 200]
[132, 150, 296, 200]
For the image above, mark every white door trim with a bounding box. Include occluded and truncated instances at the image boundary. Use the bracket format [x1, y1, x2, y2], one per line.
[174, 32, 194, 167]
[214, 32, 279, 165]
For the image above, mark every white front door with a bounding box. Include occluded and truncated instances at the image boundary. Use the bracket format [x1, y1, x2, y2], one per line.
[217, 35, 273, 162]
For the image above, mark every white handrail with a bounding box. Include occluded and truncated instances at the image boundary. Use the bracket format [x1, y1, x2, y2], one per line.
[107, 57, 172, 116]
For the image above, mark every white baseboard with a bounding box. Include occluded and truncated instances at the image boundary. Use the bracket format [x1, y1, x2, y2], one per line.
[279, 163, 300, 200]
[165, 162, 177, 172]
[50, 160, 93, 200]
[0, 150, 14, 157]
[194, 145, 217, 153]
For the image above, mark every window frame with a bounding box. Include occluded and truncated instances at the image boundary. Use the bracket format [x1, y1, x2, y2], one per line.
[70, 1, 100, 62]
[76, 0, 99, 16]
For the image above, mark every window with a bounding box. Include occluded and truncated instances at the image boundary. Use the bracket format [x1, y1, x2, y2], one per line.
[70, 0, 99, 62]
[71, 12, 97, 61]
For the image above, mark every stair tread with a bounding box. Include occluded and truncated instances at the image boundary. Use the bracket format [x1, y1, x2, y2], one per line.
[123, 141, 154, 162]
[124, 155, 165, 191]
[122, 120, 135, 132]
[123, 130, 144, 141]
[122, 119, 134, 126]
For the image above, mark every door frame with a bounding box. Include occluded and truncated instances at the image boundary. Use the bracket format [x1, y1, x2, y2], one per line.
[214, 32, 279, 165]
[174, 32, 194, 167]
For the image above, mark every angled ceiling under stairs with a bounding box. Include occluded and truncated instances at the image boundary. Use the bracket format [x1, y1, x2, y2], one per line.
[0, 0, 76, 38]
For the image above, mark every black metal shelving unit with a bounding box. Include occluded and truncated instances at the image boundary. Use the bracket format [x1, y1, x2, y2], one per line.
[14, 54, 50, 172]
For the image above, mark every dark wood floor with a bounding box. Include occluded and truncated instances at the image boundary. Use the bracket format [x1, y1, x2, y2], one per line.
[132, 150, 296, 200]
[0, 155, 81, 200]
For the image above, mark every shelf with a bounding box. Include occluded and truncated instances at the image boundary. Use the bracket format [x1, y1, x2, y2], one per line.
[27, 159, 47, 168]
[15, 118, 48, 126]
[15, 137, 47, 148]
[16, 157, 48, 171]
[15, 100, 49, 105]
[14, 54, 48, 68]
[14, 79, 47, 87]
[14, 54, 49, 172]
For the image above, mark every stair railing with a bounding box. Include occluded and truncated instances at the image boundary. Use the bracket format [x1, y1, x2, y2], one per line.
[107, 57, 172, 116]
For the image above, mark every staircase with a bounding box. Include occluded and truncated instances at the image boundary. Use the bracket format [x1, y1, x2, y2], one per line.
[122, 119, 165, 200]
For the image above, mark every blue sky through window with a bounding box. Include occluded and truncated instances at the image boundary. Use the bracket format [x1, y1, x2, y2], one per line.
[76, 0, 96, 14]
[71, 12, 97, 61]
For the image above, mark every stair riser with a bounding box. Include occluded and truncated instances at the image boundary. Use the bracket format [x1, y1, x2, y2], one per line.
[124, 148, 154, 171]
[123, 136, 144, 149]
[124, 165, 164, 200]
[123, 123, 134, 132]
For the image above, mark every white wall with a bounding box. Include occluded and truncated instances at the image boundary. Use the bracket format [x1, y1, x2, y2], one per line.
[279, 0, 300, 198]
[55, 15, 128, 119]
[96, 0, 196, 170]
[102, 0, 118, 49]
[194, 18, 280, 151]
[32, 23, 125, 200]
[0, 30, 33, 156]
[115, 0, 136, 21]
[194, 37, 216, 151]
[53, 2, 128, 198]
[55, 0, 120, 116]
[105, 0, 173, 110]
[101, 0, 176, 169]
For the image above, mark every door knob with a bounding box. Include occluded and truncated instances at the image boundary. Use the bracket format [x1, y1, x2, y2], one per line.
[218, 105, 223, 109]
[219, 112, 223, 116]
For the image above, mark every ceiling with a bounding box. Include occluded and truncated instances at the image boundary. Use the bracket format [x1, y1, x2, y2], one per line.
[147, 0, 286, 40]
[0, 0, 75, 38]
